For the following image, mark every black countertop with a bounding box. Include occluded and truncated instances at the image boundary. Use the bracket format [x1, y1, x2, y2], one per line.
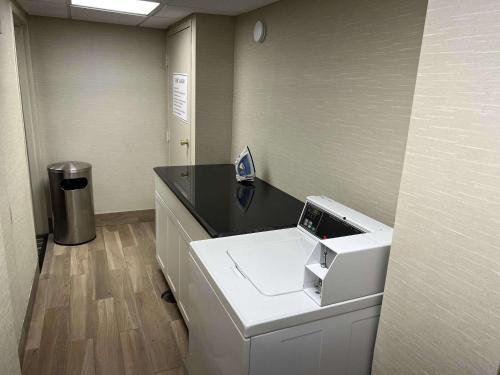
[154, 164, 304, 238]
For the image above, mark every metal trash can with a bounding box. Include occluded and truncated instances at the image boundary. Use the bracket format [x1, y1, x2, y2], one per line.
[47, 161, 96, 245]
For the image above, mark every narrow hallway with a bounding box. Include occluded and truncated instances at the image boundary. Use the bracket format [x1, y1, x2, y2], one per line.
[21, 221, 187, 375]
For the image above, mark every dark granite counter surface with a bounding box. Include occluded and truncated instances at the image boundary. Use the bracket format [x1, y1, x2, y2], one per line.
[154, 164, 303, 238]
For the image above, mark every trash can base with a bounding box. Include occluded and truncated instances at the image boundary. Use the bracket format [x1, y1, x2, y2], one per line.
[54, 235, 97, 247]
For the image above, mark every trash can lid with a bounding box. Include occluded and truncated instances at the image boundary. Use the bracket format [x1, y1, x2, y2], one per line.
[47, 161, 92, 173]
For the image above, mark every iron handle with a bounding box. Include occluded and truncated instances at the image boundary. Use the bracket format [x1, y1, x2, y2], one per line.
[180, 139, 189, 146]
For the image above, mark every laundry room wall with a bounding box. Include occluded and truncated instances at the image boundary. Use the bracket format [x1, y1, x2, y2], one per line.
[0, 0, 39, 373]
[29, 17, 168, 214]
[372, 0, 500, 373]
[193, 14, 235, 165]
[231, 0, 427, 225]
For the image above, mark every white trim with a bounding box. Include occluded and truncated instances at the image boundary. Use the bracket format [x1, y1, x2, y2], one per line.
[12, 9, 49, 234]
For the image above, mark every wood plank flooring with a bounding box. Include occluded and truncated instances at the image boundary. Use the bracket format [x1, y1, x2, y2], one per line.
[22, 222, 187, 375]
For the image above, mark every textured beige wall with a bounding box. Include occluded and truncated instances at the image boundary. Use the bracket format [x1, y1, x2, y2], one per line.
[193, 14, 234, 164]
[373, 0, 500, 374]
[1, 0, 39, 343]
[232, 0, 427, 225]
[0, 234, 20, 375]
[0, 0, 37, 373]
[29, 17, 168, 214]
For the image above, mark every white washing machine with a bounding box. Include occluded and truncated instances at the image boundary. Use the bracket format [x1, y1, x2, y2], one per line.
[188, 196, 393, 375]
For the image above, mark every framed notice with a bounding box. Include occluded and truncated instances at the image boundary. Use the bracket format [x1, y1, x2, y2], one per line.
[172, 73, 188, 122]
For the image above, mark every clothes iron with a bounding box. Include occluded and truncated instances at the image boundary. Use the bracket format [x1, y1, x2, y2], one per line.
[234, 146, 256, 182]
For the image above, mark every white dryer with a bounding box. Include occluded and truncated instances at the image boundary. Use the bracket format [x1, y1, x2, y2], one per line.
[187, 196, 392, 375]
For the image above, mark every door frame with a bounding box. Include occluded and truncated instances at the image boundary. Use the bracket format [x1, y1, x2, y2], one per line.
[166, 17, 196, 166]
[12, 5, 49, 234]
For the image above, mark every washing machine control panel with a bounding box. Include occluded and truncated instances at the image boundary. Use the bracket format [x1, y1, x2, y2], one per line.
[299, 203, 364, 239]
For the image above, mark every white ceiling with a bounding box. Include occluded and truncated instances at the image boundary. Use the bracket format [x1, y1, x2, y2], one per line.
[18, 0, 279, 29]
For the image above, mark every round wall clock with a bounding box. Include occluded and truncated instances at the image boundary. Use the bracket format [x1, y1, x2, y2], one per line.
[253, 20, 266, 43]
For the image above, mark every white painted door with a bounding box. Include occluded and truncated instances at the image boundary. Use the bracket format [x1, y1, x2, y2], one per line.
[167, 22, 192, 166]
[155, 192, 180, 297]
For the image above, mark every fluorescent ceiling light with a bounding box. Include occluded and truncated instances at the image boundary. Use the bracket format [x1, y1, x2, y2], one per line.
[71, 0, 160, 15]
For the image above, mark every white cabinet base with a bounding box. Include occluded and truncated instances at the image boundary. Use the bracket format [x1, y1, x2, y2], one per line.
[155, 175, 210, 329]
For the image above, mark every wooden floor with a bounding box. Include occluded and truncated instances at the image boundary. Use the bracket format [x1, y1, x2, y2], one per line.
[22, 222, 188, 375]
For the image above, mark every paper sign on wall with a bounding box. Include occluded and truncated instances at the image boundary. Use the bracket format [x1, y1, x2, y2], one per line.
[172, 73, 188, 122]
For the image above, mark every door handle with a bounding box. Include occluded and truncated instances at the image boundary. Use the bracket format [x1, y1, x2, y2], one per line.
[180, 139, 189, 146]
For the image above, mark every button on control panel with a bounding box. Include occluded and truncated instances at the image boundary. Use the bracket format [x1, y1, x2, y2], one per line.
[300, 204, 322, 233]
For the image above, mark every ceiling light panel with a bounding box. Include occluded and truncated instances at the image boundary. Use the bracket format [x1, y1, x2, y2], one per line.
[70, 6, 146, 25]
[71, 0, 160, 15]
